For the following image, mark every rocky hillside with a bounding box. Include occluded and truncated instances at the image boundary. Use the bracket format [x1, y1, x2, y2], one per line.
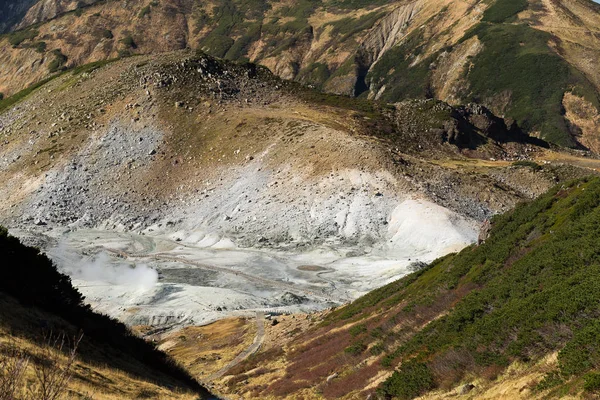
[219, 176, 600, 399]
[0, 0, 599, 149]
[0, 50, 589, 246]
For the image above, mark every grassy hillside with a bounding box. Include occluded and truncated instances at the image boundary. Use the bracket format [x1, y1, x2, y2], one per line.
[369, 0, 600, 148]
[0, 227, 214, 399]
[227, 176, 600, 398]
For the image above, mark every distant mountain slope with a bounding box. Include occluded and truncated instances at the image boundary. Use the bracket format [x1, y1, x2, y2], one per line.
[0, 226, 214, 399]
[0, 0, 599, 149]
[224, 176, 600, 399]
[0, 0, 38, 33]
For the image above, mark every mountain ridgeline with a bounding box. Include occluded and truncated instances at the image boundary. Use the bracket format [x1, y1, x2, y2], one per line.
[0, 0, 599, 149]
[227, 177, 600, 398]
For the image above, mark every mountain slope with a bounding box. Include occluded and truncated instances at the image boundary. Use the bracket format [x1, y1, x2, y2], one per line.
[0, 0, 599, 148]
[1, 49, 594, 332]
[221, 176, 600, 399]
[0, 226, 214, 399]
[0, 50, 584, 244]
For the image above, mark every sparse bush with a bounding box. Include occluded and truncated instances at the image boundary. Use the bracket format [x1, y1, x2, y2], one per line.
[8, 29, 38, 47]
[0, 332, 82, 400]
[349, 324, 367, 337]
[120, 35, 136, 49]
[47, 50, 67, 73]
[513, 160, 542, 171]
[31, 332, 82, 400]
[0, 340, 29, 400]
[34, 42, 47, 53]
[139, 5, 151, 18]
[101, 29, 113, 39]
[584, 372, 600, 392]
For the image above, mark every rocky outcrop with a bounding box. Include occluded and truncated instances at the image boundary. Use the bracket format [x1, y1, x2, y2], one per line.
[359, 1, 423, 67]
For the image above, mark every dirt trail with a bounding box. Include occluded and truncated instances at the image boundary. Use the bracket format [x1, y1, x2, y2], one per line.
[536, 150, 600, 172]
[206, 312, 265, 381]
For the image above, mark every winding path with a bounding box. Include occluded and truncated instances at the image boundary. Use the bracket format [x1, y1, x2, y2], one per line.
[207, 311, 266, 381]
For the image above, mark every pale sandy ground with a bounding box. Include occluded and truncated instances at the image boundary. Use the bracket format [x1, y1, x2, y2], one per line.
[31, 197, 478, 331]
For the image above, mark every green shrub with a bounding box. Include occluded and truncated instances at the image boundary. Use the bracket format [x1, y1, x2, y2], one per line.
[536, 371, 563, 391]
[370, 342, 385, 356]
[139, 5, 151, 18]
[379, 360, 435, 399]
[102, 29, 113, 39]
[34, 41, 46, 53]
[71, 58, 118, 75]
[349, 324, 367, 337]
[224, 22, 260, 60]
[584, 372, 600, 392]
[120, 35, 136, 48]
[48, 49, 68, 73]
[118, 49, 132, 58]
[513, 160, 542, 171]
[297, 62, 330, 88]
[8, 29, 38, 47]
[344, 342, 367, 355]
[200, 34, 234, 58]
[326, 10, 384, 39]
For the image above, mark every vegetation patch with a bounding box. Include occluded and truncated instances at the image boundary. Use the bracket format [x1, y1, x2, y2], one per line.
[48, 49, 68, 73]
[317, 177, 600, 397]
[8, 28, 38, 47]
[367, 30, 434, 101]
[296, 62, 331, 89]
[462, 23, 598, 146]
[513, 160, 542, 171]
[482, 0, 528, 23]
[0, 76, 57, 114]
[326, 10, 385, 39]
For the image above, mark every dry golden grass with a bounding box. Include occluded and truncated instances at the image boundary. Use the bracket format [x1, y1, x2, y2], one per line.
[0, 329, 198, 400]
[415, 353, 583, 400]
[158, 317, 256, 380]
[536, 150, 600, 173]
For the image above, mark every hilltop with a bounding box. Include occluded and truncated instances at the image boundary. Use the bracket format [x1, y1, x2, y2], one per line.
[0, 0, 599, 148]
